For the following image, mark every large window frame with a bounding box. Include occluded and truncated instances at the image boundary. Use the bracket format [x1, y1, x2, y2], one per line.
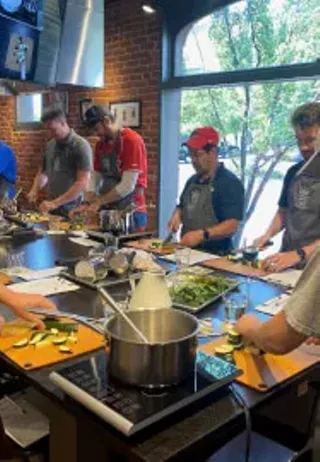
[158, 0, 320, 236]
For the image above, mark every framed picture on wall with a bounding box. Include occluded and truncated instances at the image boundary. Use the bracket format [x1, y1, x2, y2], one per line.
[79, 98, 94, 123]
[109, 101, 141, 128]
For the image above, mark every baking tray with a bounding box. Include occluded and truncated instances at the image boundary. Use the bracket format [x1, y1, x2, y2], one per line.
[169, 275, 240, 313]
[60, 269, 142, 291]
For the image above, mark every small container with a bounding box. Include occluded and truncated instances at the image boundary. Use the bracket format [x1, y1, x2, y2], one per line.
[223, 292, 248, 326]
[75, 256, 108, 282]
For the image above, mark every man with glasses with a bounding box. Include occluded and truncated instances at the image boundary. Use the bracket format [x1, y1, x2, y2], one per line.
[73, 105, 148, 231]
[253, 102, 320, 272]
[168, 127, 244, 255]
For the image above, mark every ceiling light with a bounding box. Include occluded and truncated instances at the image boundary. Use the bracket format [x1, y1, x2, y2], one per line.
[142, 3, 156, 14]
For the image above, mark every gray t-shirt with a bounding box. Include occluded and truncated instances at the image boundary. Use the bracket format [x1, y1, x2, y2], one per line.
[284, 248, 320, 337]
[42, 129, 92, 203]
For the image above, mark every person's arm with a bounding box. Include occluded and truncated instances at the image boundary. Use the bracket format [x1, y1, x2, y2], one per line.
[92, 170, 139, 209]
[40, 138, 92, 212]
[253, 208, 285, 249]
[27, 169, 48, 202]
[237, 248, 320, 353]
[0, 284, 56, 330]
[181, 174, 244, 248]
[236, 311, 306, 355]
[168, 207, 182, 232]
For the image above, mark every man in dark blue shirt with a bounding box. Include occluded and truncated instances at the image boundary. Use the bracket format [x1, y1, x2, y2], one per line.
[0, 141, 17, 199]
[168, 127, 244, 255]
[253, 102, 320, 272]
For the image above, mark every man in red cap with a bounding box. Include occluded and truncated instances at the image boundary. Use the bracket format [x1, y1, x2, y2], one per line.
[168, 127, 244, 255]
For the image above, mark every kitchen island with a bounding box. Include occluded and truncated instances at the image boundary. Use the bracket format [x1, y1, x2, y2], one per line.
[0, 234, 318, 461]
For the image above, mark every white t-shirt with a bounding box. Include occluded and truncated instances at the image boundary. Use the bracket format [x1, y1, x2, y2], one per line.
[284, 248, 320, 337]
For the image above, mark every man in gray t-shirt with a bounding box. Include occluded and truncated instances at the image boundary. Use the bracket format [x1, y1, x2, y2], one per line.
[27, 107, 92, 215]
[236, 245, 320, 354]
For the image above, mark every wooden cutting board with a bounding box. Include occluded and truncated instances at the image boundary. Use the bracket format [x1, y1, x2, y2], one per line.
[0, 318, 105, 371]
[126, 238, 178, 255]
[203, 257, 268, 278]
[200, 338, 319, 392]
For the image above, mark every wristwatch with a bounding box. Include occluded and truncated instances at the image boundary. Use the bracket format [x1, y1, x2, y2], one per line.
[203, 228, 210, 241]
[296, 247, 307, 267]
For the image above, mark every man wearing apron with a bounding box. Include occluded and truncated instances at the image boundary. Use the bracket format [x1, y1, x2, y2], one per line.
[0, 141, 17, 200]
[168, 127, 244, 255]
[27, 107, 92, 217]
[76, 105, 148, 231]
[254, 102, 320, 272]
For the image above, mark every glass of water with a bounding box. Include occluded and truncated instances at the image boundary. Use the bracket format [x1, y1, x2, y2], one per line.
[223, 291, 248, 327]
[175, 246, 191, 269]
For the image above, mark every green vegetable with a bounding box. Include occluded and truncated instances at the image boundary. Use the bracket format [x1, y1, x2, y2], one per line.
[53, 336, 68, 345]
[30, 332, 48, 345]
[13, 338, 29, 348]
[59, 345, 72, 354]
[169, 274, 237, 307]
[43, 320, 78, 333]
[50, 328, 59, 335]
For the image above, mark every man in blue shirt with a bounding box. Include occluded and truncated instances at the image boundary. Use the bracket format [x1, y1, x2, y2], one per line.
[168, 127, 244, 255]
[0, 141, 17, 199]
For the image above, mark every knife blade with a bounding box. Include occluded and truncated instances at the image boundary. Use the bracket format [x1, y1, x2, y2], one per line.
[162, 231, 174, 246]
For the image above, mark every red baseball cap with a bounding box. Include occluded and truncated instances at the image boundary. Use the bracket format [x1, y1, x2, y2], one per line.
[183, 127, 219, 150]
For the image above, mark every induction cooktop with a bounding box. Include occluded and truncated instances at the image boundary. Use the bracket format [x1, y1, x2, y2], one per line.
[50, 351, 241, 436]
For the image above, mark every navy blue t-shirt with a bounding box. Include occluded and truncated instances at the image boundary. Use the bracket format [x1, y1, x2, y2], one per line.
[178, 163, 244, 254]
[278, 162, 303, 208]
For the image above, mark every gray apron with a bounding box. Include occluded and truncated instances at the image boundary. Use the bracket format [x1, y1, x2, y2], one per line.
[282, 164, 320, 251]
[98, 140, 134, 210]
[181, 181, 218, 234]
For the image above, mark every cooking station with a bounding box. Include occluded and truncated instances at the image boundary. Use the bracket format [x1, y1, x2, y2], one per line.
[0, 234, 319, 461]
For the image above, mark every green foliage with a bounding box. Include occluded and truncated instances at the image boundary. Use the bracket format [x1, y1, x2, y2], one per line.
[180, 0, 320, 237]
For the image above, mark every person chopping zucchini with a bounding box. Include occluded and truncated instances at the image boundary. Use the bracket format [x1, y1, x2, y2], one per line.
[71, 105, 148, 232]
[0, 284, 56, 331]
[253, 102, 320, 272]
[27, 107, 92, 217]
[168, 127, 244, 255]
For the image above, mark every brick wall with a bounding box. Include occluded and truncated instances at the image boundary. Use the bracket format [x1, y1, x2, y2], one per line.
[0, 0, 161, 230]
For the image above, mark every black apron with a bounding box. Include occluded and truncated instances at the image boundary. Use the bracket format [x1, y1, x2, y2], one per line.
[98, 138, 134, 210]
[282, 159, 320, 251]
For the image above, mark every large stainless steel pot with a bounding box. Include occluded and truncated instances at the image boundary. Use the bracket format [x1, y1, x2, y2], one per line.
[104, 309, 199, 388]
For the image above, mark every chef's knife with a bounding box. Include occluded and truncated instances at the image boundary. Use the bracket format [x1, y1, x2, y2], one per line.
[162, 231, 175, 246]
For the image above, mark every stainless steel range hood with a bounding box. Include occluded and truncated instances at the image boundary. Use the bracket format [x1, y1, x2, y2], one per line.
[0, 0, 104, 88]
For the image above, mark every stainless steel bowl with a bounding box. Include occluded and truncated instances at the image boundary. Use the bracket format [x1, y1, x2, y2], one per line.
[104, 309, 199, 388]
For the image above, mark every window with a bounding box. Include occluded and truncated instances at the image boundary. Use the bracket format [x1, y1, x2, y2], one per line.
[177, 0, 320, 76]
[16, 93, 43, 124]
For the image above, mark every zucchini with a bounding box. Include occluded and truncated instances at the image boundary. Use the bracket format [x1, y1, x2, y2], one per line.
[30, 332, 47, 345]
[67, 335, 78, 344]
[59, 345, 73, 354]
[52, 336, 68, 345]
[43, 320, 78, 333]
[13, 338, 29, 348]
[35, 338, 52, 348]
[50, 328, 59, 335]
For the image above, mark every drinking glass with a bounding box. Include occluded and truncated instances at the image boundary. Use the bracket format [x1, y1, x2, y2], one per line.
[175, 246, 191, 269]
[223, 291, 248, 327]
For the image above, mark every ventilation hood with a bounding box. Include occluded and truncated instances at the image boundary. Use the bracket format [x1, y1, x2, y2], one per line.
[0, 0, 104, 88]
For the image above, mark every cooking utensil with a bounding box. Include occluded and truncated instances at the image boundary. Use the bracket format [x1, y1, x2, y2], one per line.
[162, 231, 174, 246]
[104, 308, 199, 387]
[98, 287, 149, 344]
[13, 188, 22, 201]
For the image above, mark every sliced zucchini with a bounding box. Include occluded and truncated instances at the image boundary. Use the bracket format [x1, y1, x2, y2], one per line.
[13, 338, 29, 348]
[52, 336, 68, 345]
[44, 320, 78, 333]
[215, 344, 235, 357]
[67, 335, 78, 344]
[50, 328, 59, 335]
[35, 338, 52, 348]
[59, 345, 73, 354]
[30, 332, 47, 345]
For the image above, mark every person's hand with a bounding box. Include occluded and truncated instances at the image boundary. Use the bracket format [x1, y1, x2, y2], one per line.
[69, 203, 99, 219]
[180, 229, 204, 248]
[262, 251, 300, 273]
[167, 212, 181, 233]
[27, 189, 38, 204]
[6, 293, 57, 330]
[39, 200, 57, 214]
[253, 234, 270, 250]
[235, 313, 262, 339]
[305, 337, 320, 346]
